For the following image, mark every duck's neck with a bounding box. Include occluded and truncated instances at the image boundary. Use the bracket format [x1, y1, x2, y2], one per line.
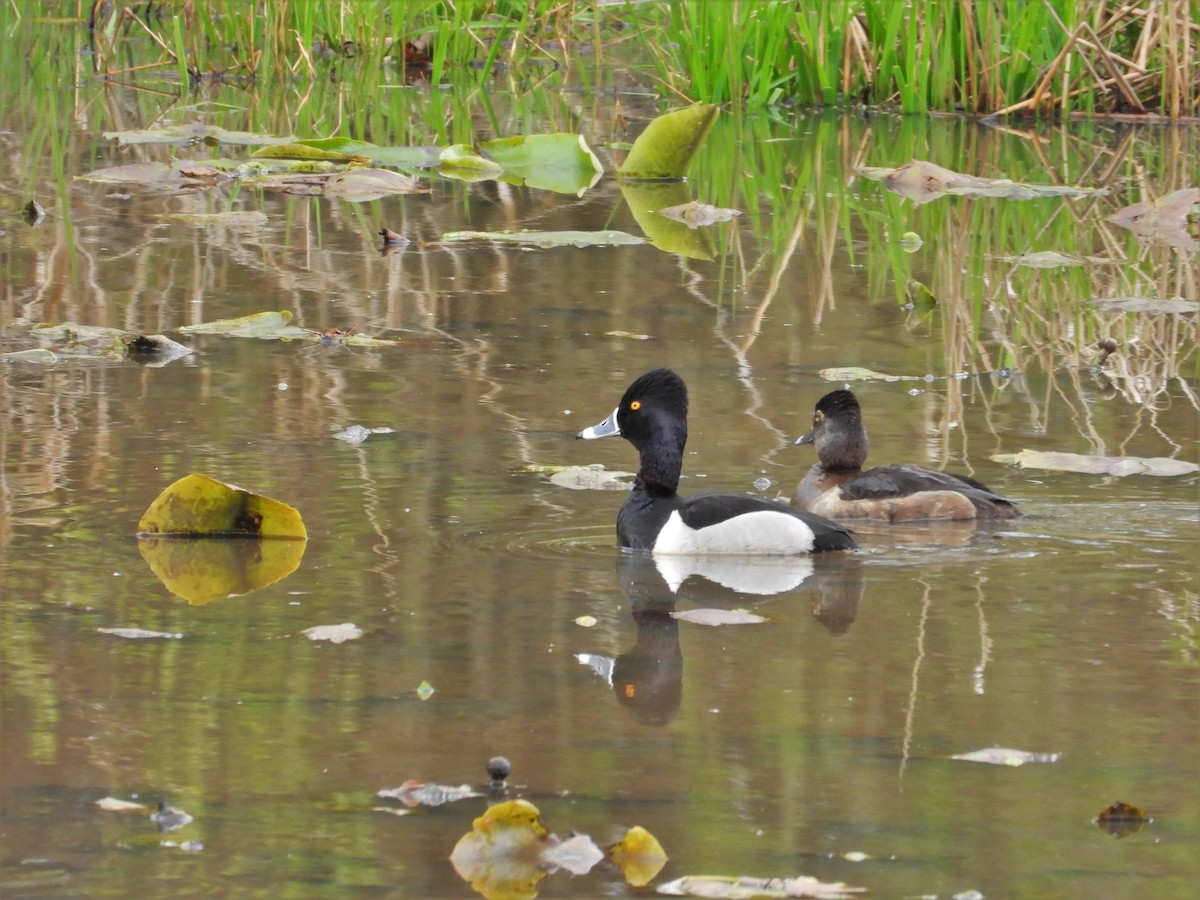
[635, 425, 685, 495]
[819, 424, 868, 473]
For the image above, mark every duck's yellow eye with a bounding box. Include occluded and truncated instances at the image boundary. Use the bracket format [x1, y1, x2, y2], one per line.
[630, 400, 641, 411]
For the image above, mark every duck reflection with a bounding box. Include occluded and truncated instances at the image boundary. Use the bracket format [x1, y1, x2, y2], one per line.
[576, 552, 865, 725]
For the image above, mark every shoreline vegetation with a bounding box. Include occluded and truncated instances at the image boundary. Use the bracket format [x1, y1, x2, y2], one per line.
[16, 0, 1198, 119]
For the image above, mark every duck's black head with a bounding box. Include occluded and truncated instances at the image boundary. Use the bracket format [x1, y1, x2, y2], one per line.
[796, 389, 869, 471]
[578, 368, 689, 493]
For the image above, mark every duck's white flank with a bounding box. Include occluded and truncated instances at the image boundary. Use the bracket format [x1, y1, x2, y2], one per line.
[653, 509, 817, 555]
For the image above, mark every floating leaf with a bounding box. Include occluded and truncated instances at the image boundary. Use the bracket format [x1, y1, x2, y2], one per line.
[439, 144, 505, 178]
[323, 168, 425, 201]
[303, 623, 363, 643]
[671, 608, 768, 626]
[605, 330, 653, 340]
[543, 833, 605, 875]
[251, 141, 368, 162]
[618, 104, 720, 180]
[550, 465, 636, 491]
[1095, 801, 1151, 838]
[159, 210, 268, 227]
[98, 627, 183, 640]
[289, 138, 441, 169]
[137, 474, 307, 539]
[1107, 188, 1200, 251]
[150, 803, 193, 832]
[992, 450, 1199, 477]
[96, 797, 147, 812]
[450, 800, 553, 897]
[657, 874, 867, 898]
[996, 250, 1089, 268]
[377, 780, 480, 807]
[416, 680, 436, 700]
[950, 747, 1061, 766]
[1091, 297, 1200, 314]
[104, 123, 297, 147]
[179, 310, 308, 340]
[818, 366, 916, 382]
[609, 826, 668, 887]
[479, 133, 603, 196]
[866, 159, 1105, 205]
[138, 537, 307, 604]
[1, 348, 56, 363]
[656, 201, 742, 228]
[441, 229, 645, 247]
[575, 615, 597, 627]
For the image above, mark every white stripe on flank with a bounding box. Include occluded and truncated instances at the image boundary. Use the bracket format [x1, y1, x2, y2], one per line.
[653, 510, 817, 556]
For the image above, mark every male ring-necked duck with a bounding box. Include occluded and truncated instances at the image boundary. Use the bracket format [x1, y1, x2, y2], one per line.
[577, 369, 856, 554]
[793, 389, 1020, 521]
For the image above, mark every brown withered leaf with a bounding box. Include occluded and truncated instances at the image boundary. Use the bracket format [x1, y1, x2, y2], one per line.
[1106, 188, 1200, 251]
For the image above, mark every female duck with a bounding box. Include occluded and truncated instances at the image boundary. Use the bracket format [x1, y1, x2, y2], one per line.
[793, 389, 1019, 521]
[578, 369, 856, 554]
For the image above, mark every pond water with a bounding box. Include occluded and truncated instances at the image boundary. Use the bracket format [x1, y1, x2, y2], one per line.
[2, 23, 1199, 900]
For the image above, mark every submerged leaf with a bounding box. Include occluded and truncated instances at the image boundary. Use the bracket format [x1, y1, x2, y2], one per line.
[657, 874, 867, 898]
[992, 450, 1199, 477]
[950, 747, 1061, 766]
[618, 104, 720, 180]
[549, 466, 636, 491]
[137, 474, 308, 538]
[671, 608, 768, 626]
[303, 623, 363, 643]
[441, 229, 645, 247]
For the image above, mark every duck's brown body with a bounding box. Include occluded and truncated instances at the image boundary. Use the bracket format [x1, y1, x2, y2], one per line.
[793, 390, 1020, 522]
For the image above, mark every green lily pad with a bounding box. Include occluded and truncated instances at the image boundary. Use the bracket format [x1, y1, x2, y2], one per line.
[620, 182, 716, 260]
[617, 104, 719, 181]
[439, 144, 505, 178]
[287, 138, 441, 169]
[479, 133, 603, 196]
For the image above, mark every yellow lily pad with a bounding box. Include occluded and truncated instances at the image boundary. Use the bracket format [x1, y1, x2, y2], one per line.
[608, 825, 668, 887]
[138, 537, 307, 604]
[137, 474, 307, 538]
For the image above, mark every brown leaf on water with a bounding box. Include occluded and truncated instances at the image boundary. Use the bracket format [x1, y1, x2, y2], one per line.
[656, 201, 742, 228]
[377, 779, 479, 807]
[608, 825, 668, 887]
[1095, 800, 1151, 838]
[323, 168, 425, 202]
[657, 874, 867, 898]
[1107, 188, 1200, 251]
